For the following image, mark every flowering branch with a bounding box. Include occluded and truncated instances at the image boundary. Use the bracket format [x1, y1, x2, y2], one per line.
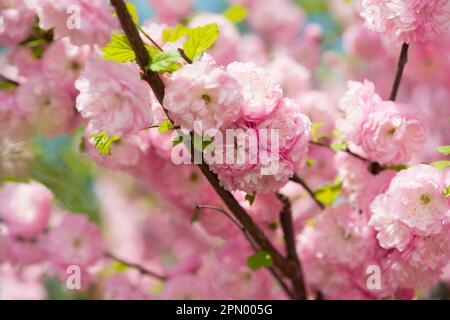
[310, 141, 369, 163]
[105, 252, 167, 281]
[290, 174, 325, 210]
[277, 193, 307, 300]
[110, 0, 305, 299]
[389, 43, 409, 101]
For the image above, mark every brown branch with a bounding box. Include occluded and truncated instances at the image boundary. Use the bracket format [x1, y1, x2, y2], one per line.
[310, 141, 369, 163]
[389, 43, 409, 101]
[195, 204, 295, 299]
[290, 174, 325, 210]
[110, 0, 300, 295]
[105, 252, 167, 281]
[277, 193, 307, 300]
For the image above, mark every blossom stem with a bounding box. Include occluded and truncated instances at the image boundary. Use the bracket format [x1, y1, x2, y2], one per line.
[110, 0, 303, 298]
[389, 43, 409, 101]
[196, 204, 295, 299]
[104, 252, 167, 281]
[310, 141, 369, 162]
[135, 23, 164, 52]
[277, 193, 307, 300]
[290, 174, 325, 210]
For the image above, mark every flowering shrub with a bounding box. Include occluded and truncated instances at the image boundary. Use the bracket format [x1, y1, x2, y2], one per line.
[0, 0, 449, 300]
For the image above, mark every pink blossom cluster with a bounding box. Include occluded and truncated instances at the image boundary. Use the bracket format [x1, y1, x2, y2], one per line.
[0, 182, 104, 292]
[0, 0, 36, 45]
[337, 80, 430, 165]
[25, 0, 118, 46]
[360, 0, 450, 43]
[369, 165, 450, 289]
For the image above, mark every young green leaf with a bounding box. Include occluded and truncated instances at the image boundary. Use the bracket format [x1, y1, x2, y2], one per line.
[245, 193, 256, 205]
[444, 186, 450, 197]
[163, 25, 191, 43]
[183, 23, 219, 61]
[330, 142, 348, 152]
[223, 4, 248, 23]
[437, 145, 450, 156]
[101, 33, 136, 63]
[125, 2, 139, 24]
[314, 180, 342, 206]
[158, 119, 174, 133]
[91, 131, 121, 155]
[149, 51, 181, 73]
[246, 251, 273, 271]
[431, 160, 450, 171]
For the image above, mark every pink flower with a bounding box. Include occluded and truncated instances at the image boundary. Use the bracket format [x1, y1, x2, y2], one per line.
[0, 0, 35, 45]
[370, 165, 449, 238]
[359, 101, 430, 165]
[343, 24, 385, 60]
[42, 38, 93, 89]
[227, 62, 282, 122]
[236, 34, 268, 66]
[360, 0, 450, 43]
[258, 98, 311, 170]
[16, 74, 78, 136]
[246, 0, 304, 44]
[163, 60, 243, 133]
[26, 0, 118, 46]
[267, 53, 311, 99]
[337, 80, 382, 145]
[75, 56, 153, 136]
[148, 0, 193, 24]
[46, 214, 103, 268]
[189, 13, 239, 66]
[0, 182, 52, 239]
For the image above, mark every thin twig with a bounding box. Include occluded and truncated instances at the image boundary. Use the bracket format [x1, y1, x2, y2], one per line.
[136, 24, 164, 52]
[277, 193, 307, 300]
[310, 141, 369, 162]
[105, 252, 166, 281]
[290, 174, 325, 210]
[195, 205, 295, 299]
[177, 48, 193, 64]
[389, 43, 409, 101]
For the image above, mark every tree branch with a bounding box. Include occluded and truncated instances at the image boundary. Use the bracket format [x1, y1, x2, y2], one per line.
[105, 252, 166, 281]
[389, 43, 409, 101]
[277, 193, 307, 300]
[290, 174, 325, 210]
[110, 0, 300, 294]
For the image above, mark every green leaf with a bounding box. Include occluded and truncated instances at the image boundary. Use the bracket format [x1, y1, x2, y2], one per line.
[314, 180, 342, 206]
[444, 186, 450, 197]
[431, 160, 450, 170]
[101, 33, 136, 63]
[310, 122, 324, 142]
[158, 119, 174, 133]
[183, 23, 219, 61]
[245, 193, 256, 205]
[223, 4, 248, 23]
[149, 51, 181, 73]
[125, 2, 139, 24]
[330, 142, 348, 152]
[162, 25, 191, 43]
[91, 131, 121, 155]
[437, 145, 450, 156]
[247, 251, 273, 271]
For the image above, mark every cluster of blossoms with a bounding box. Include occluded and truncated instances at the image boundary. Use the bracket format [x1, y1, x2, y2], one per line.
[0, 0, 449, 300]
[360, 0, 450, 43]
[337, 80, 430, 165]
